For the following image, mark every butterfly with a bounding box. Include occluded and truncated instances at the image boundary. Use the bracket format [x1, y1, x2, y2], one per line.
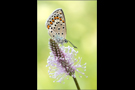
[45, 8, 77, 48]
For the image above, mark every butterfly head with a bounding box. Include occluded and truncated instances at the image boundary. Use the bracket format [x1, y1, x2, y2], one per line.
[64, 39, 68, 43]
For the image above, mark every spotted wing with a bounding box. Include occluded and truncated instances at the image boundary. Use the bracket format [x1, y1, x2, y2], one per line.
[45, 8, 67, 39]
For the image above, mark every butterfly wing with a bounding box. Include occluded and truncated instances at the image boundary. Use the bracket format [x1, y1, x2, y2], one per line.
[45, 8, 67, 42]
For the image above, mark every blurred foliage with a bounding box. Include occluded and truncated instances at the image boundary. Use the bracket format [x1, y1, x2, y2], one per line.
[37, 1, 97, 89]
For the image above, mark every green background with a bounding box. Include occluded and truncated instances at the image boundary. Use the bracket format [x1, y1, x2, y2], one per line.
[37, 1, 97, 89]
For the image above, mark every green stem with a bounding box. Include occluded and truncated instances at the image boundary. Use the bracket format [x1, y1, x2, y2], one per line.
[73, 77, 80, 90]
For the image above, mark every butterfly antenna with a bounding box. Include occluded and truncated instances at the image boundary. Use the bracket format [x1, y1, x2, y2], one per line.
[66, 40, 77, 48]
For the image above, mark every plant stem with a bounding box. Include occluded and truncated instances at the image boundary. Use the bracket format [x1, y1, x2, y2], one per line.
[73, 77, 80, 90]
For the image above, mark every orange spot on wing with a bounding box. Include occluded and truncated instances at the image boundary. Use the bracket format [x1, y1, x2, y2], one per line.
[57, 16, 59, 19]
[50, 22, 53, 24]
[54, 17, 56, 19]
[47, 25, 50, 29]
[62, 20, 65, 23]
[52, 19, 54, 22]
[59, 18, 62, 21]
